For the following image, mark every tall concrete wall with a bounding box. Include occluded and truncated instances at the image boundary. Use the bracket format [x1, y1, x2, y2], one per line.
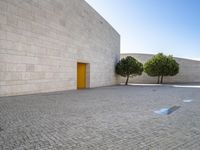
[0, 0, 120, 96]
[120, 53, 200, 84]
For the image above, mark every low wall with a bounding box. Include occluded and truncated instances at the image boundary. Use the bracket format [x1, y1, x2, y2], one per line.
[120, 53, 200, 84]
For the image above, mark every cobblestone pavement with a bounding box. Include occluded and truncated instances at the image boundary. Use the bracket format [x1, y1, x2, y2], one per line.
[1, 85, 200, 150]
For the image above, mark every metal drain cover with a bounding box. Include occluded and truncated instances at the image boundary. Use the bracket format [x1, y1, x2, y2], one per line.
[154, 106, 181, 115]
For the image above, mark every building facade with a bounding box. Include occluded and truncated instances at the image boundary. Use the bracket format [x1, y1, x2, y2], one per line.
[0, 0, 120, 96]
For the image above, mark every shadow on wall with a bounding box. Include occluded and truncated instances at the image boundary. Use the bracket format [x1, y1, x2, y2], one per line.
[119, 53, 200, 84]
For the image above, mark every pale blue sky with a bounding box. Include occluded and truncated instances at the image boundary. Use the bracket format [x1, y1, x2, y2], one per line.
[85, 0, 200, 60]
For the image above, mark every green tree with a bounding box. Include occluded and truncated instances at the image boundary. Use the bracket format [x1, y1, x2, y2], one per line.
[116, 56, 143, 85]
[144, 53, 179, 84]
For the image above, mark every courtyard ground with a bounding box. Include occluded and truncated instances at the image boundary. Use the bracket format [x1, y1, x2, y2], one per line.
[0, 84, 200, 150]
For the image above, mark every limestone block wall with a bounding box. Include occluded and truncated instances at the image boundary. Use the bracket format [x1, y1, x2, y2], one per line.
[120, 53, 200, 84]
[0, 0, 120, 96]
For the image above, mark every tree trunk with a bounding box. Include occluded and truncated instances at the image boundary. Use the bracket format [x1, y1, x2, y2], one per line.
[161, 75, 164, 84]
[125, 75, 130, 85]
[157, 76, 160, 84]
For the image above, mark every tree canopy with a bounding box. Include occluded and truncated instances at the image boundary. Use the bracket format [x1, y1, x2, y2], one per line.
[116, 56, 143, 85]
[144, 53, 179, 84]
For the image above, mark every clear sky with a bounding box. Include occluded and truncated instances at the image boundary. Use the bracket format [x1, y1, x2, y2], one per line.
[85, 0, 200, 60]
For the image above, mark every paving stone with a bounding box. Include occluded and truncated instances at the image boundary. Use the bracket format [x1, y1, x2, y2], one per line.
[0, 85, 200, 149]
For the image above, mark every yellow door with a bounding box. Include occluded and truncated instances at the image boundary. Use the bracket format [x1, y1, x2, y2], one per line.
[77, 63, 86, 89]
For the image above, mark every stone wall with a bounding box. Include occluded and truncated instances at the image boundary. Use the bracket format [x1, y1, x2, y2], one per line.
[120, 53, 200, 84]
[0, 0, 120, 96]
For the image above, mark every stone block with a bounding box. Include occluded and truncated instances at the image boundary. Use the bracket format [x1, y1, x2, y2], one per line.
[26, 64, 35, 72]
[0, 13, 7, 24]
[0, 0, 7, 15]
[0, 30, 6, 40]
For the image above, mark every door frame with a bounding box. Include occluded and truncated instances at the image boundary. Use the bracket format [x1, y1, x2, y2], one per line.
[77, 62, 90, 89]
